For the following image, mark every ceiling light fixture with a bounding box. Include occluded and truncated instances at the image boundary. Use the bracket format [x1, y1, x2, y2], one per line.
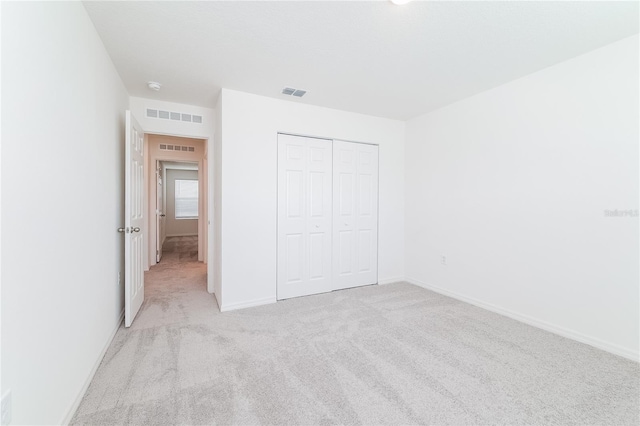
[390, 0, 412, 5]
[147, 81, 162, 91]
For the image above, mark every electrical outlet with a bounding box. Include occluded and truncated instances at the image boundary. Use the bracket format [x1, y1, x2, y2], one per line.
[2, 390, 12, 426]
[440, 255, 447, 266]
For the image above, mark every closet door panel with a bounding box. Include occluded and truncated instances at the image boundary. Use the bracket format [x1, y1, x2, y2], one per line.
[277, 134, 333, 300]
[333, 141, 378, 290]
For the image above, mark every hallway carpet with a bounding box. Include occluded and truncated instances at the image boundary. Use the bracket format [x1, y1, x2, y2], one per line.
[160, 235, 198, 263]
[71, 257, 639, 425]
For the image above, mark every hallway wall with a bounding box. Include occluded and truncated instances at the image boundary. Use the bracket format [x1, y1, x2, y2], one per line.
[1, 2, 130, 424]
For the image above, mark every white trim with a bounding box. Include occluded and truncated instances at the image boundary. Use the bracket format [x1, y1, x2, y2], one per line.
[165, 233, 198, 237]
[378, 277, 405, 285]
[277, 131, 379, 147]
[220, 297, 276, 312]
[406, 277, 639, 363]
[61, 310, 125, 425]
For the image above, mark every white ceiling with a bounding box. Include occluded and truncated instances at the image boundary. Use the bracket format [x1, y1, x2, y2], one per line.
[83, 1, 638, 120]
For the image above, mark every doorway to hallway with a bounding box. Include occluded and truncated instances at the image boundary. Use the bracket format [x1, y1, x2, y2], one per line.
[144, 134, 213, 317]
[146, 134, 207, 271]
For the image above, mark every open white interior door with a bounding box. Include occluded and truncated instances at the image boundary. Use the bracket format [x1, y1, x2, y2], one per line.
[125, 110, 145, 327]
[156, 160, 165, 263]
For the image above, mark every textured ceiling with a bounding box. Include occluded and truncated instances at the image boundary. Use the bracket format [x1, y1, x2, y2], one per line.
[83, 1, 638, 120]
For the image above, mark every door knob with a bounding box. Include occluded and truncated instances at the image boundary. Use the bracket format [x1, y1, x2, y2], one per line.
[160, 214, 166, 217]
[132, 227, 141, 233]
[117, 227, 126, 233]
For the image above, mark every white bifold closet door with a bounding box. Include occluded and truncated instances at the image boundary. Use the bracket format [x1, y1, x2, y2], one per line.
[277, 134, 333, 300]
[277, 134, 378, 300]
[332, 140, 379, 290]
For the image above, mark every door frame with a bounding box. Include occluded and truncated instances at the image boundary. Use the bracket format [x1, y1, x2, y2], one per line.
[141, 131, 214, 295]
[158, 159, 201, 245]
[149, 154, 205, 264]
[155, 159, 165, 263]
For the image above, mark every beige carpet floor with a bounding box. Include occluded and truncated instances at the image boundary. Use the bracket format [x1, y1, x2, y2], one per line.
[159, 235, 199, 263]
[71, 244, 639, 425]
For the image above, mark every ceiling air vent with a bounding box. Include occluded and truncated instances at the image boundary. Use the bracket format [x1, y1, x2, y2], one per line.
[282, 87, 306, 97]
[159, 144, 196, 152]
[146, 107, 203, 124]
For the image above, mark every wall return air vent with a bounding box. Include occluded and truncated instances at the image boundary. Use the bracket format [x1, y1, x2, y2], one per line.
[282, 87, 307, 97]
[146, 108, 203, 124]
[159, 144, 195, 153]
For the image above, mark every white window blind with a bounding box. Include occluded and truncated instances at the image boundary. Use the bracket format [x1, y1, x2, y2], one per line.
[175, 179, 198, 219]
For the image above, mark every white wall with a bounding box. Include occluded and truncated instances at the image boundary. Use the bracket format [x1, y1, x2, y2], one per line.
[405, 35, 639, 360]
[165, 169, 199, 236]
[218, 89, 405, 311]
[1, 2, 130, 424]
[212, 95, 223, 303]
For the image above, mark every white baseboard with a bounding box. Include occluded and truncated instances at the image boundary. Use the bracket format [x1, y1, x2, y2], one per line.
[220, 297, 276, 312]
[166, 233, 198, 237]
[61, 310, 125, 425]
[378, 276, 405, 285]
[405, 277, 639, 363]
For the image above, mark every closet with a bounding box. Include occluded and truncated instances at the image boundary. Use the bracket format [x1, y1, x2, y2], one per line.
[277, 133, 379, 300]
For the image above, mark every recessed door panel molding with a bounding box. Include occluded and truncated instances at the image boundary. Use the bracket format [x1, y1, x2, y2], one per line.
[359, 173, 373, 216]
[286, 170, 303, 217]
[332, 140, 378, 290]
[309, 232, 326, 280]
[286, 234, 304, 283]
[338, 230, 354, 275]
[277, 134, 333, 300]
[358, 229, 373, 272]
[309, 172, 326, 217]
[339, 173, 354, 215]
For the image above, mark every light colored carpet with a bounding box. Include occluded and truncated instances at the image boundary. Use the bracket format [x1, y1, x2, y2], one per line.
[71, 251, 640, 425]
[159, 235, 198, 263]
